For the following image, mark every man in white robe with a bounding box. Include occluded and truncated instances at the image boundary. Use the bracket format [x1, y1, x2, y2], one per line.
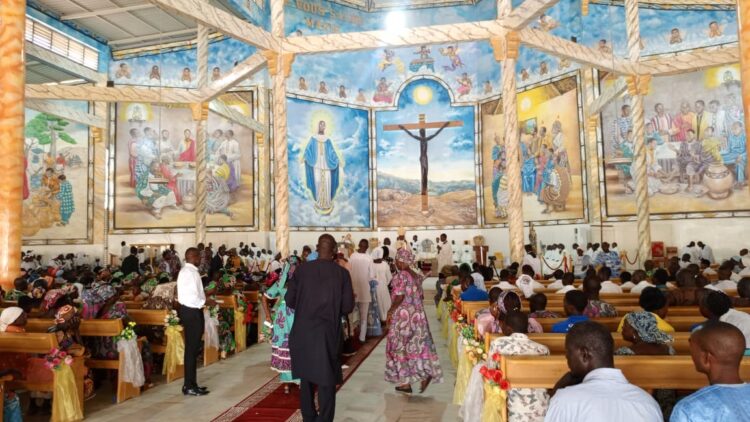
[218, 130, 241, 191]
[436, 233, 453, 273]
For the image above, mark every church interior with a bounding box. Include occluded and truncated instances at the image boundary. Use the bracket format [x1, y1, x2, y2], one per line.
[1, 0, 749, 420]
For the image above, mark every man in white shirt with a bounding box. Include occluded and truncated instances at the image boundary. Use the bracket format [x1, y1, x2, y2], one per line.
[700, 291, 750, 349]
[522, 245, 542, 278]
[697, 241, 714, 264]
[177, 248, 212, 396]
[470, 263, 487, 292]
[349, 239, 376, 343]
[598, 267, 623, 294]
[436, 233, 452, 274]
[517, 265, 545, 298]
[701, 259, 717, 277]
[545, 321, 662, 422]
[120, 241, 129, 260]
[706, 267, 739, 292]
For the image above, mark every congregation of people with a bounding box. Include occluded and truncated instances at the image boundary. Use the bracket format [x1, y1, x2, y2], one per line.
[2, 233, 750, 422]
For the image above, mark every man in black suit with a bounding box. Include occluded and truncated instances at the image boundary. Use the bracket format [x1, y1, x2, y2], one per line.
[121, 246, 140, 276]
[286, 234, 354, 422]
[208, 245, 226, 280]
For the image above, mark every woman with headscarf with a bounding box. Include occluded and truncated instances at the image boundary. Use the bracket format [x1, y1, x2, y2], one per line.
[262, 257, 300, 394]
[616, 311, 674, 356]
[385, 248, 443, 395]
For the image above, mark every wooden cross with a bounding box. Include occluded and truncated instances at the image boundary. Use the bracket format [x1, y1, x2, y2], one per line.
[383, 114, 462, 213]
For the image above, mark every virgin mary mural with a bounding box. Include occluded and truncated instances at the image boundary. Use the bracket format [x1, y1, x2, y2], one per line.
[303, 120, 341, 214]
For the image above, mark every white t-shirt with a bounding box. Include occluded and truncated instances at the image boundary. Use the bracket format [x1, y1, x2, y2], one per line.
[630, 281, 655, 295]
[706, 280, 738, 292]
[555, 285, 577, 294]
[600, 280, 624, 294]
[720, 308, 750, 348]
[522, 254, 542, 278]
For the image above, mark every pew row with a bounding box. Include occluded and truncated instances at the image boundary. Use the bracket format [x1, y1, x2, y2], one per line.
[24, 318, 143, 403]
[533, 316, 703, 333]
[484, 332, 693, 355]
[127, 309, 185, 383]
[0, 332, 85, 422]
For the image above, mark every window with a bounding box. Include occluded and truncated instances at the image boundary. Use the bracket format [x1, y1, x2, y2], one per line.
[26, 17, 100, 71]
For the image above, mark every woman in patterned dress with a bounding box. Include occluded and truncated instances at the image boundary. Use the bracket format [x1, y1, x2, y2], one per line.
[262, 257, 300, 393]
[385, 248, 443, 394]
[56, 174, 74, 225]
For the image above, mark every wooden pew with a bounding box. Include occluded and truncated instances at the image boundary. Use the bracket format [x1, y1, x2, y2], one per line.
[0, 332, 85, 421]
[128, 309, 184, 383]
[485, 332, 692, 355]
[501, 355, 750, 389]
[542, 306, 750, 317]
[25, 318, 142, 403]
[533, 316, 703, 333]
[462, 301, 489, 323]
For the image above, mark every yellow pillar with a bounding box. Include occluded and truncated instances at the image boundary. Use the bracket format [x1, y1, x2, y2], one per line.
[739, 2, 750, 182]
[194, 24, 209, 245]
[0, 0, 26, 289]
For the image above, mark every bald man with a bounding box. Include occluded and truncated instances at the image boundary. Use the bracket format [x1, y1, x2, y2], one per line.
[286, 234, 354, 422]
[670, 321, 750, 421]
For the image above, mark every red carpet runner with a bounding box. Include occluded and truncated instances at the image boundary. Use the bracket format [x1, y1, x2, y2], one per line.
[211, 336, 384, 422]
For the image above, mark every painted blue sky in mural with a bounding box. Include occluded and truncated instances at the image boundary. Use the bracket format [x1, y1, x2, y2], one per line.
[287, 98, 371, 228]
[109, 38, 256, 88]
[376, 79, 475, 184]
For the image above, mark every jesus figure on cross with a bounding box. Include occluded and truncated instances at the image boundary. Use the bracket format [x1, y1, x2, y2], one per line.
[384, 114, 462, 212]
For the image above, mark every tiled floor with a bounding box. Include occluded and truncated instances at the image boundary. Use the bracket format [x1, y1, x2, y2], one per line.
[80, 285, 456, 421]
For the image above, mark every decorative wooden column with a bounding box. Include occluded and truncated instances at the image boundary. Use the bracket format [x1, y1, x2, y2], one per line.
[269, 0, 293, 257]
[194, 24, 209, 244]
[625, 0, 651, 263]
[0, 0, 26, 290]
[257, 88, 271, 232]
[582, 68, 601, 226]
[739, 1, 750, 181]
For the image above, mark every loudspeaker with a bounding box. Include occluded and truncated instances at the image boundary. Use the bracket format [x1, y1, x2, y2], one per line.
[570, 36, 577, 43]
[106, 80, 114, 87]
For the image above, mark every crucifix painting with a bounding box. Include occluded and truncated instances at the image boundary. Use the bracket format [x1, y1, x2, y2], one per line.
[376, 79, 477, 227]
[383, 114, 463, 213]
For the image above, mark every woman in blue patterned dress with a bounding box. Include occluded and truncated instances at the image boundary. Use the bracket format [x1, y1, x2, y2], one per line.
[56, 174, 74, 225]
[262, 257, 300, 393]
[385, 248, 443, 394]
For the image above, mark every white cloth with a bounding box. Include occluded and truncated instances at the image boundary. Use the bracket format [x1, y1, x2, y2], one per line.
[497, 281, 519, 291]
[741, 256, 750, 269]
[437, 241, 453, 273]
[522, 254, 543, 278]
[0, 307, 23, 332]
[349, 252, 376, 304]
[620, 281, 636, 290]
[204, 309, 220, 349]
[471, 272, 486, 292]
[719, 308, 750, 348]
[116, 338, 145, 388]
[460, 364, 485, 422]
[630, 281, 655, 295]
[268, 260, 282, 273]
[177, 263, 205, 308]
[706, 280, 738, 292]
[700, 245, 715, 263]
[703, 267, 717, 276]
[516, 274, 543, 298]
[600, 280, 624, 294]
[545, 368, 662, 422]
[372, 261, 392, 321]
[547, 279, 563, 290]
[370, 247, 384, 261]
[555, 285, 577, 294]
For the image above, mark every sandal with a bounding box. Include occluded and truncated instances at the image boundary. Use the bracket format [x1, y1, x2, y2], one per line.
[419, 376, 433, 394]
[395, 384, 412, 395]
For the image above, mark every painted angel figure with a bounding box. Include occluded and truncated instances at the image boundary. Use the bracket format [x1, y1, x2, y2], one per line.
[439, 45, 464, 71]
[378, 49, 405, 73]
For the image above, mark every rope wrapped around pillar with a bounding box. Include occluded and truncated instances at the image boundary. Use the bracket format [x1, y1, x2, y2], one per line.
[625, 0, 651, 263]
[194, 24, 210, 245]
[582, 68, 602, 225]
[0, 0, 25, 290]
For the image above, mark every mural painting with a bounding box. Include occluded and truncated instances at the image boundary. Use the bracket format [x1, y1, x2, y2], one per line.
[481, 75, 585, 224]
[287, 98, 371, 228]
[376, 78, 477, 227]
[601, 65, 748, 216]
[23, 105, 91, 241]
[114, 93, 255, 229]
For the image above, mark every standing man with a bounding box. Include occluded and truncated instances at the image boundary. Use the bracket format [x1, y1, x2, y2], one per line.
[177, 248, 212, 396]
[121, 246, 140, 277]
[286, 234, 354, 422]
[209, 246, 226, 281]
[120, 241, 129, 261]
[437, 233, 452, 274]
[349, 239, 375, 344]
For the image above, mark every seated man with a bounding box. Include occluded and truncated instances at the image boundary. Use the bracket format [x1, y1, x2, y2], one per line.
[489, 311, 550, 421]
[706, 266, 738, 292]
[459, 274, 489, 302]
[496, 269, 518, 291]
[734, 277, 750, 307]
[546, 321, 662, 421]
[699, 291, 750, 353]
[555, 272, 577, 294]
[617, 286, 675, 333]
[631, 269, 657, 294]
[582, 276, 618, 318]
[700, 259, 717, 277]
[546, 269, 565, 290]
[670, 321, 750, 421]
[528, 293, 560, 319]
[516, 265, 545, 298]
[599, 266, 623, 293]
[551, 290, 589, 333]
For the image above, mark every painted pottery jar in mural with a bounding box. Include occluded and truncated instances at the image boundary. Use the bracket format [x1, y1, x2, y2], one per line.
[182, 193, 196, 211]
[22, 205, 41, 237]
[703, 164, 734, 200]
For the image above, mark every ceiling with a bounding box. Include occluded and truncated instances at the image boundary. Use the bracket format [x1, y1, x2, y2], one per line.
[26, 57, 87, 83]
[28, 0, 242, 51]
[330, 0, 478, 11]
